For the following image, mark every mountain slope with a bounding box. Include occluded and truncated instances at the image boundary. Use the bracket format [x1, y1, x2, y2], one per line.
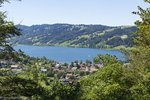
[11, 24, 136, 49]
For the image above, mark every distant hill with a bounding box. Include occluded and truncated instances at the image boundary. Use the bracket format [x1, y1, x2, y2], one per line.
[11, 24, 136, 49]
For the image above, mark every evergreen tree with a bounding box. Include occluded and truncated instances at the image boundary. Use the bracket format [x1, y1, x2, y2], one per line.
[0, 0, 21, 60]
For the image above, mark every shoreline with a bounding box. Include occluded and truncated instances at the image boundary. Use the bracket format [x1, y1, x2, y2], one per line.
[12, 43, 133, 51]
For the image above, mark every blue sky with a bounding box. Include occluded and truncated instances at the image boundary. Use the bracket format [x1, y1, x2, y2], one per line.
[1, 0, 148, 26]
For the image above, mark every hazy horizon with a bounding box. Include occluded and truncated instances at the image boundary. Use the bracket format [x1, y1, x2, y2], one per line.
[18, 23, 135, 27]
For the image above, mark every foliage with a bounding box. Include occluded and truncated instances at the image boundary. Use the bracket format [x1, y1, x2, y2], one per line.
[0, 0, 20, 61]
[42, 81, 81, 100]
[78, 1, 150, 100]
[93, 54, 122, 66]
[130, 0, 150, 71]
[79, 63, 126, 100]
[0, 76, 43, 98]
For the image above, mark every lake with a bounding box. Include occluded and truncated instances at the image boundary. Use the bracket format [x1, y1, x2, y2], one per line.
[14, 45, 125, 63]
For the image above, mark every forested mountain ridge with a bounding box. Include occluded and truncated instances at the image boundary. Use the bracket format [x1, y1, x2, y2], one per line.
[11, 24, 136, 48]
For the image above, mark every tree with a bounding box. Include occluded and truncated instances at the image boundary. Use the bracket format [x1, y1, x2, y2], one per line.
[0, 0, 21, 61]
[0, 76, 43, 98]
[127, 0, 150, 99]
[93, 54, 122, 66]
[0, 0, 43, 99]
[130, 0, 150, 71]
[79, 63, 130, 100]
[0, 0, 9, 6]
[0, 2, 19, 54]
[79, 2, 150, 98]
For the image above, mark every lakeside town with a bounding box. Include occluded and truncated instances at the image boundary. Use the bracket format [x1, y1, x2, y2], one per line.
[0, 58, 103, 84]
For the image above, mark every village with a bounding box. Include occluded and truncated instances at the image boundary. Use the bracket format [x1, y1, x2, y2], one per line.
[0, 59, 103, 83]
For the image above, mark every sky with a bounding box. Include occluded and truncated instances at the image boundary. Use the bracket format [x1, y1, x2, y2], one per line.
[0, 0, 148, 26]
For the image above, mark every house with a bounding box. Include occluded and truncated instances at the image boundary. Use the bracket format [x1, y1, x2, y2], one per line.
[66, 73, 74, 80]
[41, 68, 48, 73]
[66, 70, 74, 74]
[95, 62, 103, 68]
[72, 67, 77, 70]
[74, 74, 80, 80]
[55, 64, 61, 68]
[79, 64, 86, 71]
[90, 66, 98, 73]
[85, 66, 91, 72]
[67, 65, 71, 70]
[123, 63, 130, 67]
[80, 67, 86, 72]
[66, 73, 73, 77]
[11, 64, 23, 71]
[65, 70, 74, 79]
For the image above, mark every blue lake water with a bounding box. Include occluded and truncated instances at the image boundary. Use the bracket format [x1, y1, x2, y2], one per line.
[14, 45, 125, 63]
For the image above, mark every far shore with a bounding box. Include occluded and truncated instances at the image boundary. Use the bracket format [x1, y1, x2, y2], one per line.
[12, 43, 133, 51]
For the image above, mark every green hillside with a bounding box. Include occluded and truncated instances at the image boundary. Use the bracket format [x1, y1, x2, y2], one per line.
[11, 24, 136, 49]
